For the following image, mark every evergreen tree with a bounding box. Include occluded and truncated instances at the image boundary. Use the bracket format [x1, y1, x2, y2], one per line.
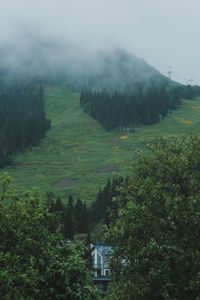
[80, 84, 200, 130]
[64, 195, 75, 240]
[0, 81, 50, 167]
[54, 197, 64, 212]
[45, 191, 55, 212]
[74, 198, 84, 234]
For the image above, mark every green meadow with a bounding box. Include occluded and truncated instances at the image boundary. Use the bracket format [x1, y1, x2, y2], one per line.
[3, 86, 200, 204]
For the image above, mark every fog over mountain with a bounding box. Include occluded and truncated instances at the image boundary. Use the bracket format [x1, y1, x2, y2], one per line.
[0, 32, 170, 91]
[0, 0, 200, 85]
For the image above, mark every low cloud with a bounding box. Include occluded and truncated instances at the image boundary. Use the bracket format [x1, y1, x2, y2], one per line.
[0, 0, 200, 84]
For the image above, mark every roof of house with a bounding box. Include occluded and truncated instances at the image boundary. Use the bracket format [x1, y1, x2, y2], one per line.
[96, 245, 113, 256]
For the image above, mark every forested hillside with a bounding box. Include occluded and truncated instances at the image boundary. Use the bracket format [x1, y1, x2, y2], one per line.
[80, 84, 200, 130]
[0, 81, 50, 167]
[3, 86, 200, 203]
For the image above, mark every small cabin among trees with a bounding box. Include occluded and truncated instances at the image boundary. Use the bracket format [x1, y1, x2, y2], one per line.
[91, 243, 112, 295]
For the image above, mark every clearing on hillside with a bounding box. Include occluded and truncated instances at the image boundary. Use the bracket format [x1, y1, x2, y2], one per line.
[54, 178, 77, 188]
[92, 166, 121, 174]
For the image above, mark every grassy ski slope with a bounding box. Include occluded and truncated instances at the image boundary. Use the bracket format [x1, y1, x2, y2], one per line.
[3, 86, 200, 204]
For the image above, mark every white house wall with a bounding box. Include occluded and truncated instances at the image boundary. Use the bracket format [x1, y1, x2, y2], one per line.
[91, 248, 108, 277]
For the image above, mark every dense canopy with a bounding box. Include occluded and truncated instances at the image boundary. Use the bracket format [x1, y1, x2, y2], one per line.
[106, 136, 200, 299]
[0, 174, 99, 300]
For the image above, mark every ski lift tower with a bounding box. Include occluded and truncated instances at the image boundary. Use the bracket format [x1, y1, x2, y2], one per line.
[188, 79, 194, 85]
[167, 66, 173, 80]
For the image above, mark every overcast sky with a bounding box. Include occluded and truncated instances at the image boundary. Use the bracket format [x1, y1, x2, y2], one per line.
[1, 0, 200, 84]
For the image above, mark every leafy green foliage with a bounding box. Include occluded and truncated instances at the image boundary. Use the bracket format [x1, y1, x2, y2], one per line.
[106, 136, 200, 299]
[0, 174, 99, 300]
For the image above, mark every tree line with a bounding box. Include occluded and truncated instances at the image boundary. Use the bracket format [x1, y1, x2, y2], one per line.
[0, 81, 51, 167]
[91, 177, 125, 225]
[45, 176, 126, 242]
[80, 84, 200, 130]
[46, 193, 91, 241]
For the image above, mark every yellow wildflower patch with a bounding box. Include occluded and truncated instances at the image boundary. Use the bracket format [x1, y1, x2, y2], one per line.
[113, 146, 121, 154]
[190, 105, 200, 112]
[178, 118, 194, 125]
[73, 144, 88, 153]
[120, 135, 128, 139]
[115, 160, 124, 165]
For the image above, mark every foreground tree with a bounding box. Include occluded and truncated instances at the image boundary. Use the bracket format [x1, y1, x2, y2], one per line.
[106, 136, 200, 300]
[0, 174, 99, 300]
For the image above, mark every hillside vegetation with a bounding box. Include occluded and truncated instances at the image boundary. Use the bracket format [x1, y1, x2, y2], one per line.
[3, 86, 200, 203]
[0, 82, 50, 167]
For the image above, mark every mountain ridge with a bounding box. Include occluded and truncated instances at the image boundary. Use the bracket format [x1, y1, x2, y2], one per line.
[0, 36, 170, 90]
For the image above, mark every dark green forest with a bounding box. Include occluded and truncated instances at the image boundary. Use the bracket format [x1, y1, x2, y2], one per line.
[0, 81, 51, 167]
[46, 193, 91, 241]
[80, 84, 200, 130]
[45, 176, 125, 242]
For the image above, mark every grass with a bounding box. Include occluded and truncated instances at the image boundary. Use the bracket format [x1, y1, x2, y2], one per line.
[2, 86, 200, 204]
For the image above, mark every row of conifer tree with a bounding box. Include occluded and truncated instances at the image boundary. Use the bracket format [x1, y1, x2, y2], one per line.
[0, 81, 51, 167]
[46, 177, 124, 240]
[80, 84, 200, 130]
[46, 193, 91, 240]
